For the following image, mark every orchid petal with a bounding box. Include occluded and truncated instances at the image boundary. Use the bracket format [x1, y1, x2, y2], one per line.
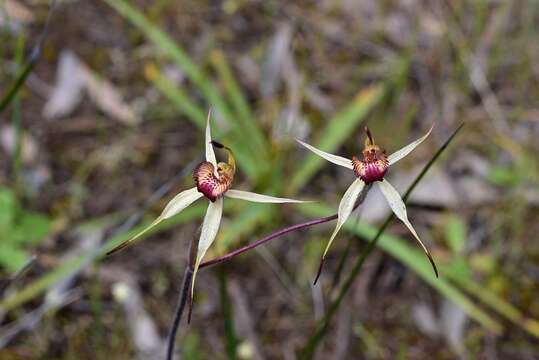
[191, 197, 224, 297]
[205, 108, 217, 167]
[107, 187, 202, 255]
[377, 180, 438, 277]
[296, 139, 353, 170]
[322, 178, 365, 259]
[225, 189, 308, 203]
[387, 125, 434, 166]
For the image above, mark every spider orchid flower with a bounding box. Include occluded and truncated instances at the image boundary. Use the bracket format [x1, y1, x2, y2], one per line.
[296, 125, 438, 280]
[109, 111, 307, 297]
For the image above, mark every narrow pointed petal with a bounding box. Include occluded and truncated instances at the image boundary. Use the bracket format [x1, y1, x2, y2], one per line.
[205, 109, 217, 167]
[106, 217, 161, 255]
[160, 187, 204, 219]
[191, 197, 224, 298]
[225, 189, 308, 203]
[107, 187, 202, 255]
[377, 180, 438, 277]
[322, 178, 365, 259]
[387, 125, 434, 165]
[295, 138, 353, 170]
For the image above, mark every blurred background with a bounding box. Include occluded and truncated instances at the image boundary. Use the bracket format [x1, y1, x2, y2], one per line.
[1, 0, 539, 359]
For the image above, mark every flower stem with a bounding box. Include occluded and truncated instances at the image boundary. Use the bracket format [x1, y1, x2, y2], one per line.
[200, 185, 372, 270]
[166, 266, 193, 360]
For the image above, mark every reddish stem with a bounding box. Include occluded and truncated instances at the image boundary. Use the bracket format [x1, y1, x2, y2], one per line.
[200, 184, 372, 270]
[199, 214, 337, 269]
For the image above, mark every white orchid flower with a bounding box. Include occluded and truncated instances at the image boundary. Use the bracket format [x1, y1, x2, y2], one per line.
[297, 125, 438, 280]
[109, 110, 308, 298]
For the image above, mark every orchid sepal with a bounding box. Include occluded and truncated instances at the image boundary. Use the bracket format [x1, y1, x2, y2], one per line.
[106, 187, 203, 255]
[225, 189, 310, 203]
[191, 197, 224, 299]
[295, 138, 353, 170]
[377, 179, 438, 277]
[387, 124, 434, 165]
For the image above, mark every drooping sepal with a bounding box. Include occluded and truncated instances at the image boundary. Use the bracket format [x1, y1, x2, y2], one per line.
[377, 179, 438, 277]
[107, 187, 203, 255]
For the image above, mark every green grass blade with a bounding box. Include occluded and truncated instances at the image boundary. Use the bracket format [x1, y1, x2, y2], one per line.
[11, 34, 25, 183]
[298, 203, 502, 359]
[444, 268, 539, 340]
[288, 84, 386, 193]
[0, 195, 279, 312]
[0, 52, 36, 114]
[103, 0, 234, 123]
[210, 50, 268, 156]
[219, 270, 239, 359]
[105, 0, 266, 169]
[0, 204, 207, 312]
[145, 64, 207, 128]
[145, 64, 260, 179]
[0, 0, 56, 113]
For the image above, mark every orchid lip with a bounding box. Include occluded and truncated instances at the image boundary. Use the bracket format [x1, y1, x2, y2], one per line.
[193, 161, 234, 202]
[352, 155, 389, 184]
[357, 162, 388, 183]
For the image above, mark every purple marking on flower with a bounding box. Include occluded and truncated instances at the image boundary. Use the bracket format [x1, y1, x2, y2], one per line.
[352, 149, 389, 184]
[193, 161, 233, 202]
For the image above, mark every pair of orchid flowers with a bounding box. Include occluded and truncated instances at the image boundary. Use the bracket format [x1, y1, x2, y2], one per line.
[108, 110, 437, 300]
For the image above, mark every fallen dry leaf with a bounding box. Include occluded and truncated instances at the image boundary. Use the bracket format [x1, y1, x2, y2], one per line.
[81, 65, 139, 126]
[0, 124, 38, 163]
[2, 0, 35, 24]
[43, 50, 139, 125]
[42, 51, 85, 119]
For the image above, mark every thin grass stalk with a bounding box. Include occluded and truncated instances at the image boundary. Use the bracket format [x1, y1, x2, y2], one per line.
[219, 269, 239, 359]
[330, 208, 364, 290]
[0, 0, 56, 113]
[330, 231, 353, 291]
[11, 34, 25, 184]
